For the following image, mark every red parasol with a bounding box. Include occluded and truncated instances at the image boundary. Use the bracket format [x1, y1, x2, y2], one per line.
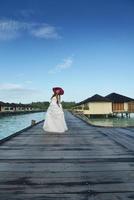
[53, 87, 64, 95]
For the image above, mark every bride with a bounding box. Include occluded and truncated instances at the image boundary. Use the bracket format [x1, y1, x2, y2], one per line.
[43, 87, 68, 133]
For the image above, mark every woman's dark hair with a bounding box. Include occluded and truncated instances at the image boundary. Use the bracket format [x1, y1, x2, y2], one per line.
[51, 93, 61, 104]
[51, 93, 56, 99]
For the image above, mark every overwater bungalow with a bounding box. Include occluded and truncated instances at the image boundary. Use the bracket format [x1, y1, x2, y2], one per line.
[74, 92, 134, 118]
[105, 92, 134, 116]
[0, 101, 5, 112]
[0, 102, 14, 112]
[74, 94, 112, 117]
[0, 102, 34, 113]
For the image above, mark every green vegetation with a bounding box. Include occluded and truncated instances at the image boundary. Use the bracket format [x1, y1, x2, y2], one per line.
[61, 101, 76, 109]
[31, 102, 49, 110]
[31, 101, 76, 110]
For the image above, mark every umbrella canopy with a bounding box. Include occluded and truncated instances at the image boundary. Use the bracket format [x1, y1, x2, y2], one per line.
[53, 87, 64, 95]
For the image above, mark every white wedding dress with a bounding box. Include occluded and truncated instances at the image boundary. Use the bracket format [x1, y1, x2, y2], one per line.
[43, 96, 68, 133]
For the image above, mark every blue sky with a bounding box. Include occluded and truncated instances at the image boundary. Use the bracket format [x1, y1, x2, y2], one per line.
[0, 0, 134, 103]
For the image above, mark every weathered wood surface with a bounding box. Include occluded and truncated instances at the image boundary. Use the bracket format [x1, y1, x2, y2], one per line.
[0, 111, 134, 200]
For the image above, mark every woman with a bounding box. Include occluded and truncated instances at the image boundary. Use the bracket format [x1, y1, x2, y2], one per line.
[43, 87, 68, 133]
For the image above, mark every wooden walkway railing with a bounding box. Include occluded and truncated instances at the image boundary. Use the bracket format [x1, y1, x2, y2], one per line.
[0, 111, 134, 199]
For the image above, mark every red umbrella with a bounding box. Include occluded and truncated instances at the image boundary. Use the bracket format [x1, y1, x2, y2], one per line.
[53, 87, 64, 95]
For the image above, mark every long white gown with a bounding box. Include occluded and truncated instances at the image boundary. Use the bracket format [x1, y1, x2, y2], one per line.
[43, 96, 68, 133]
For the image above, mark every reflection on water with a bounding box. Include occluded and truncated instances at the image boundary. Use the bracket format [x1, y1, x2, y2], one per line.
[0, 112, 45, 140]
[88, 114, 134, 127]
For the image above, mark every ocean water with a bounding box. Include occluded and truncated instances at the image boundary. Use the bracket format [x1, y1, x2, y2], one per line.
[87, 114, 134, 127]
[0, 112, 45, 140]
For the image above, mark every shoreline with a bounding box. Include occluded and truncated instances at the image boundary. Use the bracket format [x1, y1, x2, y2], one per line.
[0, 110, 45, 117]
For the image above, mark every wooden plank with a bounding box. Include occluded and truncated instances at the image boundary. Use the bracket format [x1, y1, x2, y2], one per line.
[0, 170, 134, 184]
[0, 111, 134, 199]
[0, 169, 134, 180]
[0, 184, 88, 194]
[0, 161, 134, 172]
[0, 193, 90, 200]
[94, 192, 134, 200]
[99, 128, 134, 151]
[90, 183, 134, 193]
[0, 150, 133, 160]
[117, 128, 134, 139]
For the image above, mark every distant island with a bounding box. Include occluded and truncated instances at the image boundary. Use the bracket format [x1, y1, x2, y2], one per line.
[31, 101, 76, 110]
[0, 101, 76, 114]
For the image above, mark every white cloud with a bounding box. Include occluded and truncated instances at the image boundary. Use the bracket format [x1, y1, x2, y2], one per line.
[57, 57, 73, 69]
[0, 20, 29, 40]
[0, 83, 23, 90]
[0, 83, 37, 93]
[48, 57, 73, 74]
[0, 82, 41, 103]
[0, 19, 61, 41]
[30, 25, 61, 39]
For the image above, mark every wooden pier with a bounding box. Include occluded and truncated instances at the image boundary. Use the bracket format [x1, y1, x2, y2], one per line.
[0, 111, 134, 199]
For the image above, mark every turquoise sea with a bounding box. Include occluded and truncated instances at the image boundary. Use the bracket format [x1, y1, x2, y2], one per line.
[87, 114, 134, 127]
[0, 112, 45, 140]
